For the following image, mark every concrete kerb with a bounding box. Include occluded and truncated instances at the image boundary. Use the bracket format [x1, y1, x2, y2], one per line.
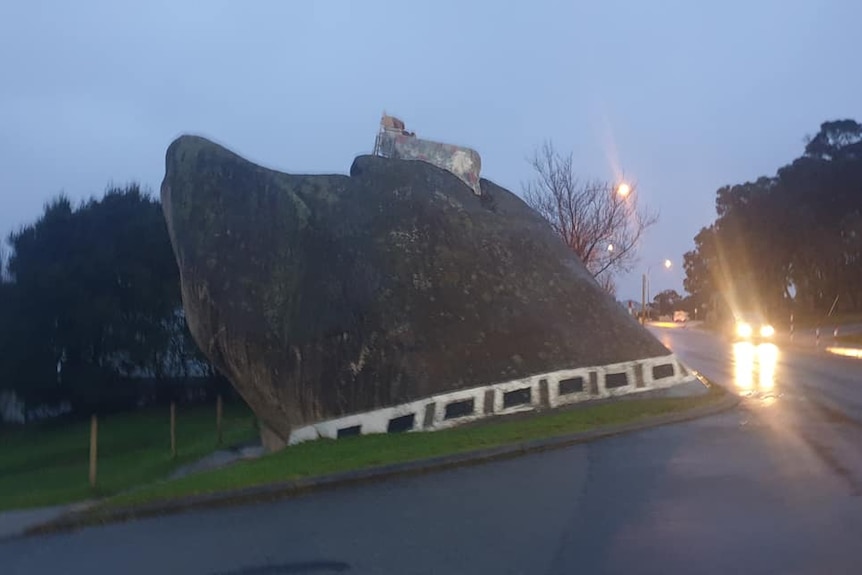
[23, 382, 739, 538]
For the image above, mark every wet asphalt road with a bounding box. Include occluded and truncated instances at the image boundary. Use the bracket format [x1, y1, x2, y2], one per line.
[6, 326, 862, 574]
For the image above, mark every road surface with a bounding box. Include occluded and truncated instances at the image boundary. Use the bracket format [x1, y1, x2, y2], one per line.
[5, 326, 862, 574]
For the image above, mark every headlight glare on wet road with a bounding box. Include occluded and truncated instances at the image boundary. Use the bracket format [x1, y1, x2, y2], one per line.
[732, 341, 779, 393]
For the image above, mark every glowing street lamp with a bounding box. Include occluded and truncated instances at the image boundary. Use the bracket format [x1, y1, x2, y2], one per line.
[616, 182, 631, 198]
[607, 243, 615, 252]
[664, 259, 672, 269]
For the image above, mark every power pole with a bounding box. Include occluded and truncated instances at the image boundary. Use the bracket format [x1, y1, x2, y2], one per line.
[641, 273, 647, 324]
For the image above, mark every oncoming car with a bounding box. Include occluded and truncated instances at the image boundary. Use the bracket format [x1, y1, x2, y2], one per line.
[732, 312, 775, 342]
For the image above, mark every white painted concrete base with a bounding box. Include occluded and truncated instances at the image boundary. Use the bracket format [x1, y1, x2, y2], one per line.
[288, 353, 698, 446]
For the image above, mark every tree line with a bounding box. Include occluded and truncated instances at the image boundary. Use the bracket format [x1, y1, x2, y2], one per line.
[0, 185, 227, 419]
[684, 119, 862, 322]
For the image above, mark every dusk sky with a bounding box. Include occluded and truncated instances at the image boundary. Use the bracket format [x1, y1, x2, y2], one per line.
[2, 0, 860, 300]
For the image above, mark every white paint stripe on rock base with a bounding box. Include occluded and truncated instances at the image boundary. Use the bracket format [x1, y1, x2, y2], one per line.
[288, 353, 699, 445]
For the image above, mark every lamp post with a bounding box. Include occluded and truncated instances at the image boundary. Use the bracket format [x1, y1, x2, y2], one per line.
[641, 259, 672, 324]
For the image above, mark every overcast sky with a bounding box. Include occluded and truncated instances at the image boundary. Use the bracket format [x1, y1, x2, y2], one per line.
[2, 0, 860, 300]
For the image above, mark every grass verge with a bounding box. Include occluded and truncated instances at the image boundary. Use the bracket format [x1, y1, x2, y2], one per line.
[99, 385, 726, 512]
[0, 402, 256, 512]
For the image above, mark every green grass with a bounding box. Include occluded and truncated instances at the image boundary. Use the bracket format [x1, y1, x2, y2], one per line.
[0, 402, 257, 512]
[100, 387, 725, 511]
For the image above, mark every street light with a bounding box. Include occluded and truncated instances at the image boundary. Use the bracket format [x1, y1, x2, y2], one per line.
[607, 243, 615, 252]
[616, 182, 631, 198]
[641, 259, 672, 324]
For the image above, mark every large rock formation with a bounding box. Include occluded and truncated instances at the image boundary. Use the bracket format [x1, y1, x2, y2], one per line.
[161, 135, 671, 445]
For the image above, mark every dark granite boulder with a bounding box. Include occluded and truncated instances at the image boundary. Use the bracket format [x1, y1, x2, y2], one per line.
[160, 135, 669, 444]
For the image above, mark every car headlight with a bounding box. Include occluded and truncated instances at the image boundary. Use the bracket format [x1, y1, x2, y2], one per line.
[736, 322, 753, 338]
[760, 324, 775, 338]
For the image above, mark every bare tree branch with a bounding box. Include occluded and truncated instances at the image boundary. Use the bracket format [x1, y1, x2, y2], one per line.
[523, 141, 659, 292]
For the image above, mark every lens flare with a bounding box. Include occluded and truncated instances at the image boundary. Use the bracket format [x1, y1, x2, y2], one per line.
[734, 342, 755, 391]
[757, 343, 778, 390]
[733, 342, 778, 393]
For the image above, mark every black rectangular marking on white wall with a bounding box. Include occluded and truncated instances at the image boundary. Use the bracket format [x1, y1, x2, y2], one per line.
[558, 376, 585, 395]
[652, 363, 675, 380]
[503, 387, 532, 408]
[387, 413, 415, 433]
[444, 398, 475, 420]
[605, 372, 629, 389]
[337, 425, 361, 438]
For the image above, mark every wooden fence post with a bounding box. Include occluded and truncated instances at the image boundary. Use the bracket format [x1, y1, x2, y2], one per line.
[216, 394, 223, 447]
[170, 401, 177, 459]
[89, 414, 98, 488]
